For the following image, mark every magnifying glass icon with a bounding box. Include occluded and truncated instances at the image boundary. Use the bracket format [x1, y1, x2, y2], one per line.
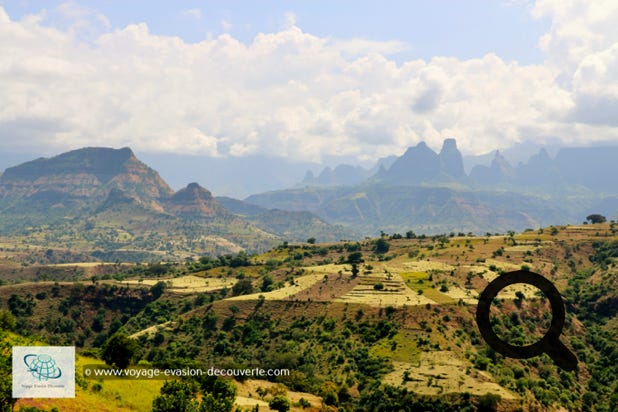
[476, 270, 578, 371]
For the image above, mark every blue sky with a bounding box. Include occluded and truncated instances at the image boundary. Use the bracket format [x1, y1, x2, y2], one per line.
[0, 1, 616, 163]
[2, 1, 549, 63]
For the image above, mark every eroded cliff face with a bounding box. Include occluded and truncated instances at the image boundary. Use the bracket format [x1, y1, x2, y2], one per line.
[166, 182, 226, 218]
[0, 147, 174, 208]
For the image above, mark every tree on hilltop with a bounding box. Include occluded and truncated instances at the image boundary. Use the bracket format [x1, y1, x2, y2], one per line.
[586, 214, 607, 224]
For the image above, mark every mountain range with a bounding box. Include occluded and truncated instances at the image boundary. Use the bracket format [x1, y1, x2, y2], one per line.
[247, 139, 618, 235]
[0, 147, 351, 262]
[1, 140, 617, 262]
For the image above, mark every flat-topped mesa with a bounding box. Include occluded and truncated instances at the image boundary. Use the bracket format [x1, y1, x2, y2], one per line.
[0, 147, 174, 201]
[167, 182, 224, 218]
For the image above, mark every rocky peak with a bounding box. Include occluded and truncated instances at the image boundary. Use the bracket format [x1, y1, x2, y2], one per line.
[516, 148, 562, 186]
[470, 151, 515, 185]
[379, 141, 441, 184]
[168, 182, 222, 217]
[439, 138, 465, 178]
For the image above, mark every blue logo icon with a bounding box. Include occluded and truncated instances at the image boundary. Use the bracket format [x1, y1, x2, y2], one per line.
[24, 354, 62, 380]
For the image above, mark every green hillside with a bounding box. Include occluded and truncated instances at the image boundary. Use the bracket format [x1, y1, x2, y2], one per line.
[1, 223, 617, 411]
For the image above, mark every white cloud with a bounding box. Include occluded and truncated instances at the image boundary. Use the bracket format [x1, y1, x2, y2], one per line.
[0, 2, 617, 162]
[283, 11, 297, 29]
[221, 19, 233, 32]
[532, 0, 618, 129]
[180, 8, 202, 20]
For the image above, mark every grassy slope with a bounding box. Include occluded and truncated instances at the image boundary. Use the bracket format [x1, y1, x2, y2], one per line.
[1, 222, 617, 411]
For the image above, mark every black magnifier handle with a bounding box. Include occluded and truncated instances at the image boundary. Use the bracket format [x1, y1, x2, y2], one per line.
[544, 339, 578, 371]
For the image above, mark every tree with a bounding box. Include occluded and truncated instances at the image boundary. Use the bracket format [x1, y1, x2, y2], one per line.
[198, 376, 236, 412]
[351, 263, 359, 278]
[374, 238, 390, 254]
[150, 281, 167, 299]
[478, 393, 501, 411]
[152, 380, 199, 412]
[7, 294, 35, 316]
[0, 311, 15, 331]
[261, 275, 274, 292]
[306, 237, 316, 244]
[587, 214, 607, 224]
[347, 251, 363, 264]
[232, 279, 253, 296]
[0, 334, 16, 412]
[269, 395, 291, 412]
[101, 332, 138, 369]
[405, 230, 416, 239]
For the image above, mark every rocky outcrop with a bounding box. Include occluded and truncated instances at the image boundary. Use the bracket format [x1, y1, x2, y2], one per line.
[166, 183, 225, 218]
[439, 138, 465, 178]
[0, 147, 174, 204]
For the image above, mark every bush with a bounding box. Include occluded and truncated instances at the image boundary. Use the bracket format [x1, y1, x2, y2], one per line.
[232, 278, 253, 296]
[101, 332, 138, 369]
[0, 311, 15, 331]
[374, 238, 390, 254]
[478, 393, 501, 411]
[269, 395, 291, 412]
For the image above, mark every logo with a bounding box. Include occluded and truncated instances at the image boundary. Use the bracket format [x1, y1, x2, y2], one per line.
[476, 270, 577, 371]
[24, 354, 62, 380]
[12, 346, 75, 398]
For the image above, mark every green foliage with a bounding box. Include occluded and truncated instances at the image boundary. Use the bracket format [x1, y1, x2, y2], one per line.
[586, 214, 607, 224]
[374, 238, 390, 254]
[231, 279, 253, 296]
[0, 312, 15, 332]
[477, 393, 501, 411]
[359, 385, 475, 411]
[101, 332, 138, 369]
[589, 240, 618, 267]
[152, 380, 199, 412]
[150, 281, 167, 299]
[198, 376, 236, 412]
[8, 294, 35, 316]
[269, 395, 291, 412]
[261, 275, 274, 292]
[347, 251, 364, 264]
[0, 333, 18, 412]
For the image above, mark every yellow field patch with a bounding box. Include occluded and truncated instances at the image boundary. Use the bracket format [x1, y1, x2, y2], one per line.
[370, 330, 421, 363]
[334, 271, 437, 307]
[483, 259, 522, 272]
[49, 262, 122, 268]
[235, 379, 322, 412]
[122, 275, 237, 294]
[382, 352, 516, 399]
[402, 260, 456, 272]
[225, 272, 325, 301]
[442, 285, 478, 304]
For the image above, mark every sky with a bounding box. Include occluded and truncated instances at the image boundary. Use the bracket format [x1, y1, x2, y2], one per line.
[0, 0, 617, 164]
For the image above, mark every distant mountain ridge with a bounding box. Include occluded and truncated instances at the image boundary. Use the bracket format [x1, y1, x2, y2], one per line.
[296, 138, 618, 197]
[247, 138, 618, 235]
[1, 142, 617, 254]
